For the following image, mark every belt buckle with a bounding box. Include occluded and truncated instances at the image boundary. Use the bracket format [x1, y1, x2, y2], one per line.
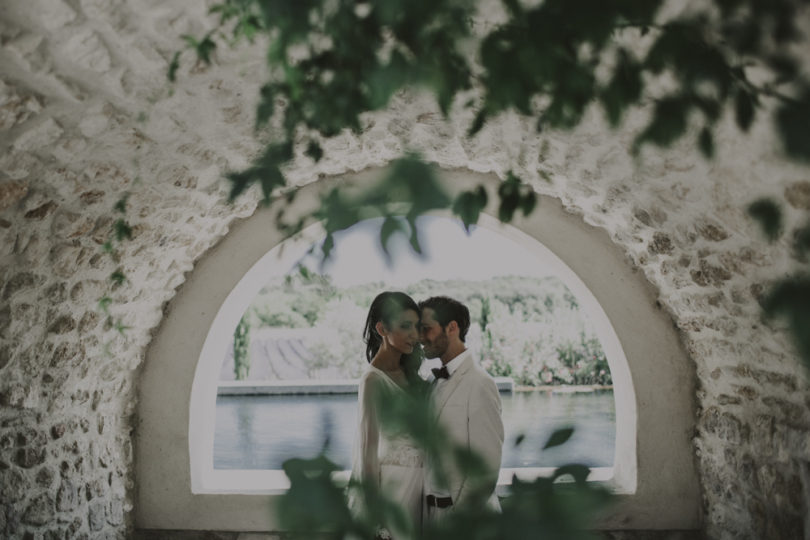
[427, 495, 453, 508]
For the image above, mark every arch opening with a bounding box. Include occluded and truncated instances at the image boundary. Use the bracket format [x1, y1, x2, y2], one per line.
[136, 168, 699, 531]
[192, 214, 634, 495]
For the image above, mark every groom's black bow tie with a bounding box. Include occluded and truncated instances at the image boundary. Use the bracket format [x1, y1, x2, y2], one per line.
[432, 366, 450, 380]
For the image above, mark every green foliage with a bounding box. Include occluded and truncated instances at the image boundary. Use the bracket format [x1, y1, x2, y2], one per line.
[295, 154, 453, 260]
[632, 96, 689, 154]
[556, 332, 611, 386]
[113, 320, 130, 335]
[794, 224, 810, 259]
[749, 199, 810, 371]
[168, 51, 182, 83]
[497, 173, 536, 224]
[97, 196, 134, 356]
[177, 0, 781, 386]
[761, 275, 810, 368]
[110, 269, 126, 286]
[113, 194, 129, 213]
[236, 273, 611, 385]
[252, 265, 337, 330]
[233, 315, 251, 380]
[698, 127, 714, 159]
[600, 48, 642, 128]
[209, 0, 264, 44]
[227, 142, 292, 201]
[734, 87, 757, 132]
[179, 0, 476, 211]
[499, 472, 610, 540]
[543, 426, 575, 450]
[181, 0, 810, 164]
[479, 296, 491, 334]
[776, 87, 810, 163]
[305, 140, 323, 162]
[279, 454, 361, 537]
[452, 186, 488, 233]
[171, 1, 810, 379]
[181, 31, 217, 65]
[98, 296, 112, 314]
[379, 216, 408, 263]
[748, 199, 783, 242]
[278, 383, 612, 539]
[165, 0, 809, 253]
[113, 219, 132, 242]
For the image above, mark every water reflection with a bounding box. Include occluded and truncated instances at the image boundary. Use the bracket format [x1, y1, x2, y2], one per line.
[502, 390, 615, 467]
[214, 390, 615, 470]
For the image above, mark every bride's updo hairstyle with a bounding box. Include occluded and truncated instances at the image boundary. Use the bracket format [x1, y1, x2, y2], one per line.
[363, 291, 423, 374]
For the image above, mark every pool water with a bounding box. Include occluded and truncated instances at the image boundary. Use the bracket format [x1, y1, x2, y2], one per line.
[214, 390, 615, 470]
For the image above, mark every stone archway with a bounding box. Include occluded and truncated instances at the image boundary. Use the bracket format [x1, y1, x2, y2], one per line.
[136, 167, 700, 532]
[2, 2, 809, 536]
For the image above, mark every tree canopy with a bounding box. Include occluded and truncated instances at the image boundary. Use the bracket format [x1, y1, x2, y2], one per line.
[170, 0, 810, 371]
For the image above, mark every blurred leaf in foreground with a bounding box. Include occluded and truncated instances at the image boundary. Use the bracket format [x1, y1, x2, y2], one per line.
[279, 379, 613, 539]
[761, 274, 810, 371]
[748, 199, 783, 242]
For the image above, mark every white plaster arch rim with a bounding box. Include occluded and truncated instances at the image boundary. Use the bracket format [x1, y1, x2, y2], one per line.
[136, 167, 699, 531]
[187, 211, 638, 494]
[189, 221, 327, 494]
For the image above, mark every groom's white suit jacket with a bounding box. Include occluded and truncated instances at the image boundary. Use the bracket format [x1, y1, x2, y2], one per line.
[427, 350, 504, 511]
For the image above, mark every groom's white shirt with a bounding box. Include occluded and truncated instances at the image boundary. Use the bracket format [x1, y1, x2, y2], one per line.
[425, 349, 504, 511]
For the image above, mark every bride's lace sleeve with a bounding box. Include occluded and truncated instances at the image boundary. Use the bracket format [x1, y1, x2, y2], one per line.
[352, 372, 382, 487]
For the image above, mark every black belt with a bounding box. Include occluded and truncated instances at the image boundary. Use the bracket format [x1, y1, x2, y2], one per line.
[426, 495, 453, 509]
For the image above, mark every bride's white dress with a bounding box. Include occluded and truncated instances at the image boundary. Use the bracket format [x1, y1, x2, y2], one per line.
[349, 366, 423, 539]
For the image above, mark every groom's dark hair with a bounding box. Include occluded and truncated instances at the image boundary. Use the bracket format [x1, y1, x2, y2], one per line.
[419, 296, 471, 342]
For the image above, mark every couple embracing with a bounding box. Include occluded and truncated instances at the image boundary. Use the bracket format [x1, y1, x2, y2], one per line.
[350, 292, 505, 539]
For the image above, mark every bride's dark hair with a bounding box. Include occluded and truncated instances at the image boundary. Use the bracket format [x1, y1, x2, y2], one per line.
[363, 291, 423, 376]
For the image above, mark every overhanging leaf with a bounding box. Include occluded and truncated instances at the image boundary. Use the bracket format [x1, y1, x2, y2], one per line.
[633, 95, 689, 152]
[760, 274, 810, 370]
[497, 172, 535, 223]
[552, 463, 591, 485]
[747, 198, 783, 242]
[406, 216, 423, 255]
[114, 194, 129, 214]
[382, 155, 451, 216]
[98, 296, 112, 313]
[794, 224, 810, 258]
[543, 426, 575, 450]
[776, 88, 810, 162]
[305, 140, 323, 162]
[734, 89, 756, 132]
[168, 51, 181, 83]
[379, 216, 407, 263]
[600, 49, 642, 128]
[452, 186, 488, 232]
[227, 142, 293, 202]
[698, 126, 714, 159]
[468, 108, 488, 137]
[110, 269, 126, 285]
[113, 219, 132, 241]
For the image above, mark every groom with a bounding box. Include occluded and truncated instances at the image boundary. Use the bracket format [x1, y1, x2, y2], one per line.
[418, 296, 504, 523]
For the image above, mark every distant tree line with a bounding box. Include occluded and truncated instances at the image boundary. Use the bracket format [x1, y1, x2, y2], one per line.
[233, 268, 611, 386]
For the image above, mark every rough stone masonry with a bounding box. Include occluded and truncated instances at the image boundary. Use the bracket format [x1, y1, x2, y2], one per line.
[1, 0, 809, 539]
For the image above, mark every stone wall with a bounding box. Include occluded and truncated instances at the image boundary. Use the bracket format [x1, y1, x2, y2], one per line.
[1, 1, 809, 539]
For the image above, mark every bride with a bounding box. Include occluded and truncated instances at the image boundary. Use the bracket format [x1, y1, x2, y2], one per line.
[349, 291, 424, 540]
